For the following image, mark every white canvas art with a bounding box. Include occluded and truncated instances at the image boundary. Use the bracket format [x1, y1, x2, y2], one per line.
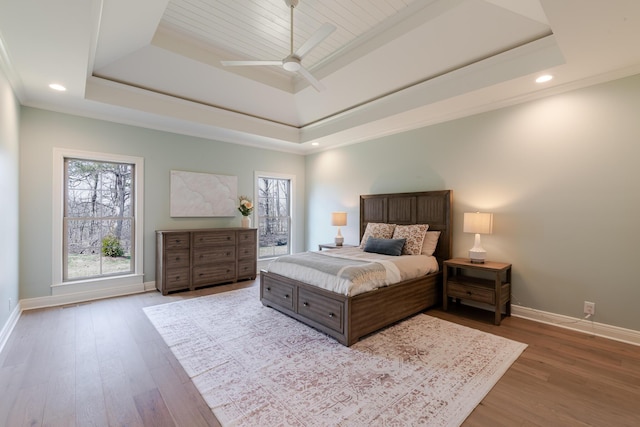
[170, 170, 237, 217]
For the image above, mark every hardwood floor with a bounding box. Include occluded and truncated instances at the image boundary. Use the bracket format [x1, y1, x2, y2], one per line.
[1, 278, 638, 426]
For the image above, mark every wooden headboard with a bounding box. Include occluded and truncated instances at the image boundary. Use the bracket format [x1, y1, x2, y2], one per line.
[359, 190, 452, 263]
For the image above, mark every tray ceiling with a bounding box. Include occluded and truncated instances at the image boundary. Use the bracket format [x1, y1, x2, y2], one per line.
[2, 0, 640, 153]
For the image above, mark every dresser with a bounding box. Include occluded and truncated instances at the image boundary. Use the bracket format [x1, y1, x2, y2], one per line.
[156, 228, 257, 295]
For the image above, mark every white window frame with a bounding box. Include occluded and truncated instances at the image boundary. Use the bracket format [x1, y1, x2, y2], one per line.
[52, 148, 144, 296]
[254, 171, 296, 259]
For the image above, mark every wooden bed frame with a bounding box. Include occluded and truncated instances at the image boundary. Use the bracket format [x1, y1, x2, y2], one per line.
[260, 190, 452, 346]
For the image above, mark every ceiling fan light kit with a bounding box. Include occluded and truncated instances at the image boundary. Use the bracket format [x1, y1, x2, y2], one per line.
[221, 0, 335, 91]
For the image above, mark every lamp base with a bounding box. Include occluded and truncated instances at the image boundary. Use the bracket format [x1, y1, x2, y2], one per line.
[468, 249, 486, 264]
[335, 226, 344, 246]
[469, 233, 487, 263]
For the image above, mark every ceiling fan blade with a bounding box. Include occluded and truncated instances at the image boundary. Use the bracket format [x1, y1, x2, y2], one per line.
[294, 23, 336, 59]
[298, 65, 325, 92]
[221, 60, 282, 67]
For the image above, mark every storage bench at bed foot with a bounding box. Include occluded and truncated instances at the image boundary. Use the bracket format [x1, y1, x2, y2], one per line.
[262, 279, 296, 311]
[298, 289, 344, 333]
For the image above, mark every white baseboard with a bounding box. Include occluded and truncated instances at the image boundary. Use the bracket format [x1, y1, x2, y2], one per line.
[511, 305, 640, 347]
[0, 303, 21, 354]
[20, 281, 156, 311]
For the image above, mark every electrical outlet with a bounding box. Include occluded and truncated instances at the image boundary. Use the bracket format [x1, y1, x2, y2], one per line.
[584, 301, 595, 316]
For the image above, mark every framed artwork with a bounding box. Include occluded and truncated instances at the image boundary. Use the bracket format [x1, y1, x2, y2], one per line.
[170, 170, 237, 217]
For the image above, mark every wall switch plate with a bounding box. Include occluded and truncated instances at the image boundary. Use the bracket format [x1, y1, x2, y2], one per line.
[584, 301, 595, 315]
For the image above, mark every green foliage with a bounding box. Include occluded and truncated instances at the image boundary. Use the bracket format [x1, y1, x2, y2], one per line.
[102, 234, 124, 257]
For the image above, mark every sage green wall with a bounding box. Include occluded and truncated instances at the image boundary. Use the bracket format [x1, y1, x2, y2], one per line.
[0, 66, 20, 329]
[306, 73, 640, 332]
[19, 107, 305, 299]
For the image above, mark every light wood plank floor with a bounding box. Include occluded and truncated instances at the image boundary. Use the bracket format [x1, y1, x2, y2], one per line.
[1, 279, 639, 426]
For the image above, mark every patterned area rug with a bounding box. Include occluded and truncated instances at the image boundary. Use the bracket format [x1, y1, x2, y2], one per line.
[144, 287, 526, 426]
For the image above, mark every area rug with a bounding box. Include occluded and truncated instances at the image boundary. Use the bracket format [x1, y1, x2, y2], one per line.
[144, 287, 527, 426]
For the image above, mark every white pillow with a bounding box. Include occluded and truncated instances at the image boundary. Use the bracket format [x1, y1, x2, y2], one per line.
[421, 230, 441, 256]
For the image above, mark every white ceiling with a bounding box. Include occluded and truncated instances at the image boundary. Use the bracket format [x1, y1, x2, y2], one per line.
[2, 0, 640, 154]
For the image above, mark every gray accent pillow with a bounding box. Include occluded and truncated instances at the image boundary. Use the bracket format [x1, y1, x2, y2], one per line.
[363, 237, 406, 256]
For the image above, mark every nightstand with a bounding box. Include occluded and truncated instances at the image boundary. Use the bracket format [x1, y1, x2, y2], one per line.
[318, 243, 357, 251]
[443, 258, 512, 325]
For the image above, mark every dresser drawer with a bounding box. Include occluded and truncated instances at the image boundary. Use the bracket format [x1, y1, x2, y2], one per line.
[238, 260, 256, 279]
[164, 233, 190, 250]
[447, 281, 495, 304]
[193, 231, 235, 247]
[192, 263, 236, 286]
[164, 249, 189, 269]
[237, 230, 256, 245]
[238, 244, 256, 260]
[298, 288, 343, 333]
[193, 246, 236, 265]
[262, 279, 295, 311]
[164, 268, 190, 290]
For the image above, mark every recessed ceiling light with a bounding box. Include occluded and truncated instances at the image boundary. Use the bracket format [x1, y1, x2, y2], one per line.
[535, 75, 553, 83]
[311, 142, 319, 146]
[49, 83, 67, 91]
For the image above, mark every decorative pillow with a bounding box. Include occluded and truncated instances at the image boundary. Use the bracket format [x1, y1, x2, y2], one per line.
[421, 230, 441, 256]
[392, 224, 429, 255]
[363, 238, 406, 256]
[359, 223, 396, 248]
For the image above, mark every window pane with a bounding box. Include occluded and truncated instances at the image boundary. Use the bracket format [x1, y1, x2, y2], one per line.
[64, 159, 134, 281]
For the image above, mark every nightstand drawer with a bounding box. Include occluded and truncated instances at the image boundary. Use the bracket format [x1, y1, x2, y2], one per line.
[447, 281, 495, 304]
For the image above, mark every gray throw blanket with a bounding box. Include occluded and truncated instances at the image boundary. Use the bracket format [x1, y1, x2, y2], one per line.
[269, 251, 387, 291]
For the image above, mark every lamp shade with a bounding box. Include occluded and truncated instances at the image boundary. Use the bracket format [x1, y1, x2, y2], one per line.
[463, 212, 493, 235]
[331, 212, 347, 226]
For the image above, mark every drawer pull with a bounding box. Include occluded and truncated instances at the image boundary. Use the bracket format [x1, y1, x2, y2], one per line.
[284, 294, 289, 299]
[226, 252, 230, 256]
[175, 257, 180, 261]
[303, 302, 308, 307]
[328, 312, 334, 318]
[467, 291, 472, 296]
[175, 240, 181, 243]
[267, 287, 271, 291]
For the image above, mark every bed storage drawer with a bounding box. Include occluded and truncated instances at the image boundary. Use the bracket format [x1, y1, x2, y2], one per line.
[298, 288, 344, 333]
[262, 278, 295, 311]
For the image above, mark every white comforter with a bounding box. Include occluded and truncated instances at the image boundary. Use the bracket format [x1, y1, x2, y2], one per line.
[266, 247, 438, 296]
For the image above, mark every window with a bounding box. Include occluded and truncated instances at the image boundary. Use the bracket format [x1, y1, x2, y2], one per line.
[256, 173, 294, 259]
[64, 159, 134, 280]
[53, 148, 144, 294]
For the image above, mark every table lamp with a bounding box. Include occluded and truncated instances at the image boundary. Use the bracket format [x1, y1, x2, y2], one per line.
[463, 212, 493, 263]
[331, 212, 347, 245]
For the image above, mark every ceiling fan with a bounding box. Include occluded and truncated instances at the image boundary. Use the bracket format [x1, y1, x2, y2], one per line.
[221, 0, 336, 91]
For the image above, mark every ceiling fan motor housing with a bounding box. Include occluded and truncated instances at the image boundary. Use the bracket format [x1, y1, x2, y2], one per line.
[283, 55, 301, 72]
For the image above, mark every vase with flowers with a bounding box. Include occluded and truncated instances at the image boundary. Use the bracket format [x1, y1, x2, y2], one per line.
[238, 196, 254, 228]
